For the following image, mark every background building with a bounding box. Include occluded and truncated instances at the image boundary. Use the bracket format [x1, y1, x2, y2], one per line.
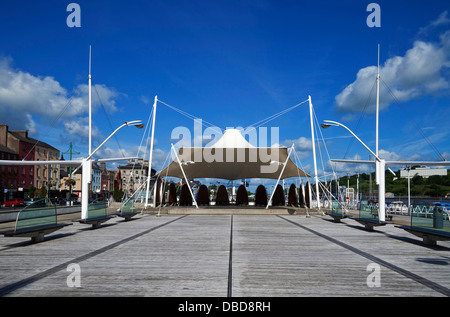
[0, 125, 35, 193]
[0, 144, 19, 203]
[400, 166, 448, 179]
[118, 159, 156, 195]
[33, 139, 60, 190]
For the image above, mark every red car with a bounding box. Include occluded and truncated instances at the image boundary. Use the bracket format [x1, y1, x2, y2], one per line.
[3, 198, 25, 208]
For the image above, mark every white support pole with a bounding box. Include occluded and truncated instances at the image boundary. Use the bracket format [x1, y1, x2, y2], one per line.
[407, 166, 411, 214]
[378, 159, 386, 222]
[376, 44, 380, 158]
[145, 96, 158, 208]
[81, 158, 92, 219]
[88, 45, 92, 156]
[171, 144, 199, 209]
[309, 95, 321, 210]
[375, 45, 381, 191]
[266, 145, 294, 209]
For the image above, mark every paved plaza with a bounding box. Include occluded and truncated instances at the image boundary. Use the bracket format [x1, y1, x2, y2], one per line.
[0, 212, 449, 297]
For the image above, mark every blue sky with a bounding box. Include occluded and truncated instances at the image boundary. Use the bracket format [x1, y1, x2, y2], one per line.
[0, 0, 449, 187]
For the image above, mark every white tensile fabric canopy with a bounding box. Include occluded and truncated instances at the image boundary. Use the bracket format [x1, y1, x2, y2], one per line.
[158, 129, 309, 180]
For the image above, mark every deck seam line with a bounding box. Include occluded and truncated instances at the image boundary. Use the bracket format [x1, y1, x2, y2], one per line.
[277, 215, 450, 297]
[227, 215, 233, 297]
[0, 215, 187, 296]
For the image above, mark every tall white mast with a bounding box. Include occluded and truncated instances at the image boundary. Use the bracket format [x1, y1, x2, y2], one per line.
[375, 44, 380, 157]
[309, 95, 321, 210]
[145, 95, 158, 208]
[375, 44, 386, 222]
[88, 45, 92, 155]
[83, 45, 93, 219]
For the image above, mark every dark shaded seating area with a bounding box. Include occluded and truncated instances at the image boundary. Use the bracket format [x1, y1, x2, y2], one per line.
[179, 184, 192, 206]
[236, 185, 249, 205]
[197, 184, 210, 206]
[271, 184, 285, 206]
[216, 185, 229, 206]
[288, 184, 298, 207]
[255, 185, 268, 206]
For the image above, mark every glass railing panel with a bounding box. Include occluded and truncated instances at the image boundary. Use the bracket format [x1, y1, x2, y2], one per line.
[359, 200, 379, 220]
[331, 200, 344, 215]
[411, 203, 450, 236]
[15, 199, 57, 231]
[121, 197, 135, 214]
[87, 200, 107, 219]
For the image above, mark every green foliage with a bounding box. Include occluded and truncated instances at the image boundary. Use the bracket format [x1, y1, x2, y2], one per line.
[113, 187, 124, 202]
[28, 184, 36, 198]
[341, 170, 450, 197]
[39, 185, 47, 199]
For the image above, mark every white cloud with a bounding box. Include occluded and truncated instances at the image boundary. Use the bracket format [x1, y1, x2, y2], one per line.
[282, 136, 312, 160]
[0, 57, 120, 140]
[335, 30, 450, 113]
[62, 118, 102, 141]
[419, 11, 450, 35]
[378, 149, 401, 161]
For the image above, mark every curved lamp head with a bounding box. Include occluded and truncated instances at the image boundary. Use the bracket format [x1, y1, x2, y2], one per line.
[125, 120, 145, 129]
[320, 120, 339, 129]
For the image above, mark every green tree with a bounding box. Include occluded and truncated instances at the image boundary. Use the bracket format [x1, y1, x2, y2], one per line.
[427, 175, 443, 186]
[39, 185, 47, 199]
[28, 184, 36, 198]
[113, 187, 124, 202]
[412, 175, 424, 186]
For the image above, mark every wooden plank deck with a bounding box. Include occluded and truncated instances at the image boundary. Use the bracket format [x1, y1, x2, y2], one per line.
[0, 213, 449, 297]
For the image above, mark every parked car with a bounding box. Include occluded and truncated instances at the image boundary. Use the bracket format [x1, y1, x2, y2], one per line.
[4, 198, 25, 208]
[24, 197, 37, 206]
[26, 198, 53, 208]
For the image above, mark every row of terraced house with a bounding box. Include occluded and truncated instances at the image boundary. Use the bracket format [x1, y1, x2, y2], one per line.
[0, 124, 155, 204]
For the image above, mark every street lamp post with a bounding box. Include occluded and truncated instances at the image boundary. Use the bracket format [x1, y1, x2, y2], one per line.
[321, 120, 386, 222]
[81, 120, 144, 219]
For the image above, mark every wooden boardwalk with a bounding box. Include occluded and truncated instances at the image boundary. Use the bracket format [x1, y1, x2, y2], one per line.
[0, 213, 449, 297]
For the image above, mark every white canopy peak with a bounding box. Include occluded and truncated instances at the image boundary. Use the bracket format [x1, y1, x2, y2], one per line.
[210, 129, 256, 149]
